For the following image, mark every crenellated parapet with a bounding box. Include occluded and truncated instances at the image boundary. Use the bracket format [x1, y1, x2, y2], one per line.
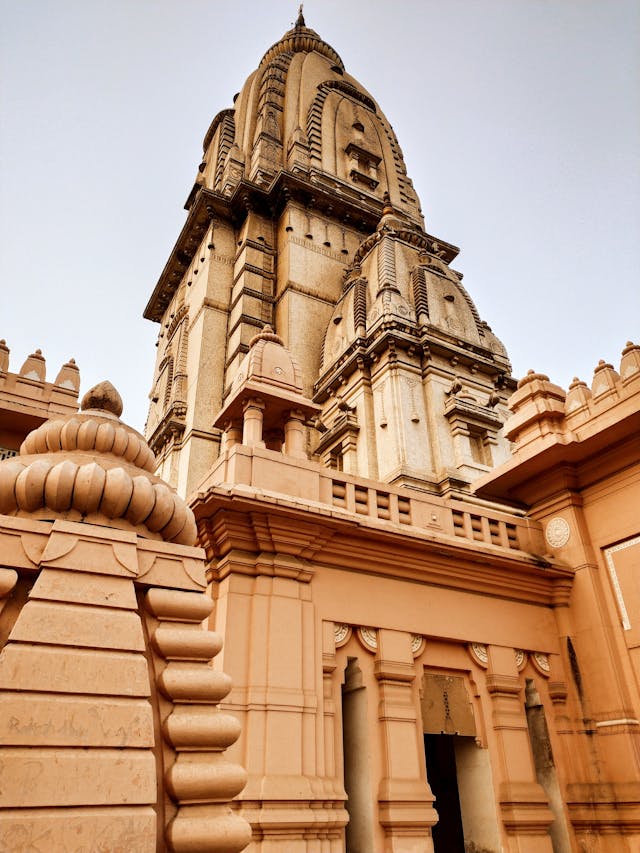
[0, 340, 80, 460]
[475, 341, 640, 505]
[501, 341, 640, 458]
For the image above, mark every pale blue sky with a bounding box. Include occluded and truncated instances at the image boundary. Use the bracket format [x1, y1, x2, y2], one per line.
[2, 0, 639, 432]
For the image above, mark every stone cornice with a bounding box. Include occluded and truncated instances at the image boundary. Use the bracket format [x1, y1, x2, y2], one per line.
[146, 402, 187, 456]
[144, 173, 458, 323]
[314, 323, 514, 404]
[191, 483, 573, 608]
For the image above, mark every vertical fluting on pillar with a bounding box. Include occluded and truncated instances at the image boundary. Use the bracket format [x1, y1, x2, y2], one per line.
[146, 587, 251, 853]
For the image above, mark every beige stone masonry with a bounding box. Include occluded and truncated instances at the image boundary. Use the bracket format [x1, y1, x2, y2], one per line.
[0, 382, 250, 853]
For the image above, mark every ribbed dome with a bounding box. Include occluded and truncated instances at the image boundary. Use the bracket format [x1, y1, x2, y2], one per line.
[0, 381, 197, 545]
[259, 13, 344, 71]
[320, 212, 509, 376]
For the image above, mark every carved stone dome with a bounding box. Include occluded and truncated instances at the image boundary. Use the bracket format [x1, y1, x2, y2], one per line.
[320, 213, 510, 376]
[234, 325, 305, 395]
[0, 381, 197, 545]
[258, 10, 344, 71]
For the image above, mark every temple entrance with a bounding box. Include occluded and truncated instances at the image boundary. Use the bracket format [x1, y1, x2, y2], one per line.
[421, 673, 502, 853]
[424, 734, 465, 853]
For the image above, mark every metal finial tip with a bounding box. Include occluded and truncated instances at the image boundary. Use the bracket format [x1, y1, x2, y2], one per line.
[296, 4, 305, 27]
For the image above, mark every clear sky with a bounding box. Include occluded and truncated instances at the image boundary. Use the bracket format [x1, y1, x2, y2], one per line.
[2, 0, 639, 432]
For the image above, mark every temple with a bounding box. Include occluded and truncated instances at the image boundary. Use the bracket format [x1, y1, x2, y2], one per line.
[0, 12, 638, 853]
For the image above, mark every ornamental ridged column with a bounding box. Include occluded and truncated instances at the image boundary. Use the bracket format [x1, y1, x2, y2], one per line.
[147, 587, 251, 853]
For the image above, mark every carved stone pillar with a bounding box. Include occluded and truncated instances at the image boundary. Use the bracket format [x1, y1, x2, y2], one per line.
[213, 552, 347, 851]
[284, 409, 307, 459]
[242, 397, 265, 448]
[321, 620, 349, 817]
[375, 629, 437, 852]
[223, 419, 243, 451]
[486, 645, 554, 852]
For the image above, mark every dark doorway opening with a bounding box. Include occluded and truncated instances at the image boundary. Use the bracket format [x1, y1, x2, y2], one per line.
[424, 734, 465, 853]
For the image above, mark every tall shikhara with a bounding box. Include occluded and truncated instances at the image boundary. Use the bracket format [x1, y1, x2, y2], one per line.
[137, 13, 640, 853]
[144, 13, 514, 499]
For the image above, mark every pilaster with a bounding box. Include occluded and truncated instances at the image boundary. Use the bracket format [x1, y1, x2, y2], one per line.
[486, 645, 554, 852]
[375, 629, 437, 852]
[212, 553, 347, 851]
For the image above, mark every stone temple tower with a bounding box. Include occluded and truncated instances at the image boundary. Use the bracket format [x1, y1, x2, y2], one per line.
[143, 11, 514, 499]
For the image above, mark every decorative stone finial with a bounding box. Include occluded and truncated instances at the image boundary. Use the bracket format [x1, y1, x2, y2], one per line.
[591, 359, 620, 398]
[296, 4, 305, 27]
[517, 369, 550, 389]
[0, 375, 197, 544]
[565, 376, 592, 413]
[54, 358, 81, 393]
[0, 339, 8, 373]
[19, 349, 46, 382]
[81, 380, 123, 417]
[248, 324, 285, 348]
[382, 191, 394, 217]
[620, 340, 640, 381]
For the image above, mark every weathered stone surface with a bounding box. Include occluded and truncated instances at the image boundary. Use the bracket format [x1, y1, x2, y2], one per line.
[0, 645, 151, 696]
[0, 748, 156, 806]
[30, 568, 137, 609]
[0, 806, 157, 853]
[0, 694, 154, 746]
[10, 600, 145, 651]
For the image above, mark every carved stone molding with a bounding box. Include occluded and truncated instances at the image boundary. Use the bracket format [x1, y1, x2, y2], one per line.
[548, 681, 568, 704]
[486, 674, 522, 697]
[411, 634, 425, 658]
[468, 642, 488, 668]
[545, 517, 570, 549]
[334, 623, 351, 648]
[532, 652, 551, 676]
[514, 649, 527, 670]
[357, 626, 378, 652]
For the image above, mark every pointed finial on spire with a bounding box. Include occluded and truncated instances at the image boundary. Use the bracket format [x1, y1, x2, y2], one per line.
[296, 4, 305, 27]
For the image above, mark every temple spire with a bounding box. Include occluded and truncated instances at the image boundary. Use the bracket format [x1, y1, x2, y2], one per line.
[295, 4, 305, 27]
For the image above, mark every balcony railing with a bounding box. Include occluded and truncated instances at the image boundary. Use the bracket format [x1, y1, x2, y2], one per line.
[318, 470, 540, 555]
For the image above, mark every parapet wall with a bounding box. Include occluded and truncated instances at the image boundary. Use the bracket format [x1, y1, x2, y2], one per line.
[504, 341, 640, 455]
[0, 339, 80, 458]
